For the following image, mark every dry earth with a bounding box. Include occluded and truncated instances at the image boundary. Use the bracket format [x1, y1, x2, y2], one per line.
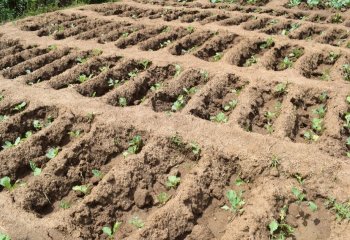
[0, 0, 350, 239]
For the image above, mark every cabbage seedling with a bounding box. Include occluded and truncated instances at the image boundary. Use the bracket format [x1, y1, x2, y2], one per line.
[210, 112, 228, 123]
[221, 190, 245, 213]
[129, 216, 144, 229]
[46, 147, 59, 159]
[166, 176, 181, 189]
[72, 185, 90, 195]
[123, 135, 142, 157]
[157, 192, 170, 204]
[29, 161, 41, 176]
[0, 176, 17, 191]
[102, 221, 122, 239]
[13, 102, 27, 112]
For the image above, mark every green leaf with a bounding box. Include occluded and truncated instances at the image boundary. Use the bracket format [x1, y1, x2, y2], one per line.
[269, 220, 279, 234]
[308, 201, 318, 212]
[102, 226, 112, 237]
[221, 205, 230, 211]
[0, 232, 11, 240]
[0, 176, 12, 190]
[113, 221, 122, 233]
[46, 147, 59, 159]
[29, 161, 41, 176]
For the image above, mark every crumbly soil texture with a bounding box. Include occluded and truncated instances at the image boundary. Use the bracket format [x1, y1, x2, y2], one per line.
[0, 0, 350, 239]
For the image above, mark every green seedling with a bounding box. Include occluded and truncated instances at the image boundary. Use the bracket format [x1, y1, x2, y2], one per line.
[108, 78, 121, 88]
[48, 44, 57, 51]
[99, 66, 109, 73]
[121, 32, 129, 38]
[307, 0, 320, 7]
[312, 105, 326, 118]
[0, 176, 17, 191]
[86, 112, 95, 123]
[244, 55, 257, 67]
[311, 118, 323, 133]
[13, 102, 26, 112]
[235, 177, 245, 186]
[325, 197, 350, 220]
[170, 133, 185, 148]
[0, 94, 4, 102]
[0, 232, 11, 240]
[344, 113, 350, 129]
[118, 97, 127, 107]
[174, 64, 182, 77]
[102, 221, 122, 239]
[320, 68, 331, 81]
[92, 48, 103, 56]
[210, 112, 228, 123]
[77, 74, 93, 83]
[290, 48, 304, 59]
[270, 155, 280, 168]
[213, 52, 223, 61]
[139, 60, 151, 70]
[308, 201, 318, 212]
[123, 135, 143, 157]
[221, 190, 245, 213]
[72, 185, 90, 195]
[342, 64, 350, 81]
[2, 137, 20, 149]
[76, 57, 88, 64]
[190, 142, 201, 156]
[183, 87, 197, 95]
[346, 96, 350, 104]
[128, 69, 139, 78]
[331, 13, 343, 23]
[166, 175, 181, 189]
[260, 37, 274, 49]
[274, 82, 288, 95]
[157, 192, 170, 204]
[288, 0, 301, 7]
[0, 115, 9, 122]
[160, 40, 172, 48]
[186, 26, 195, 33]
[223, 99, 238, 111]
[294, 173, 305, 185]
[150, 83, 162, 92]
[200, 69, 209, 79]
[292, 187, 306, 203]
[172, 95, 185, 112]
[59, 200, 70, 209]
[46, 147, 59, 159]
[33, 120, 43, 130]
[328, 51, 340, 63]
[269, 219, 294, 240]
[319, 92, 329, 103]
[68, 130, 81, 138]
[129, 216, 144, 229]
[279, 57, 293, 70]
[92, 169, 103, 179]
[29, 161, 41, 176]
[304, 130, 319, 141]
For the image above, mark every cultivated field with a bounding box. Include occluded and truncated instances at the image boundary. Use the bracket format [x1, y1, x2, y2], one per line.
[0, 0, 350, 239]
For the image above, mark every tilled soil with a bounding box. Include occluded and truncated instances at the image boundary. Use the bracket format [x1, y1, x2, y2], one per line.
[0, 0, 350, 239]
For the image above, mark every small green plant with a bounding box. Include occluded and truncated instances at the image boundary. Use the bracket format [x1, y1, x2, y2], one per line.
[221, 190, 245, 213]
[166, 175, 181, 189]
[128, 69, 139, 78]
[119, 97, 127, 107]
[189, 142, 201, 156]
[48, 44, 57, 51]
[235, 177, 245, 186]
[102, 221, 122, 239]
[68, 130, 81, 138]
[342, 64, 350, 81]
[123, 135, 142, 157]
[150, 83, 162, 91]
[157, 192, 170, 204]
[308, 201, 318, 212]
[174, 64, 182, 77]
[0, 176, 17, 191]
[46, 147, 59, 159]
[320, 68, 331, 81]
[304, 129, 319, 141]
[0, 115, 9, 122]
[76, 57, 88, 64]
[77, 74, 93, 83]
[244, 55, 257, 67]
[72, 185, 90, 195]
[210, 112, 228, 123]
[59, 200, 70, 209]
[213, 52, 223, 61]
[0, 232, 11, 240]
[328, 51, 341, 63]
[312, 105, 326, 118]
[279, 57, 293, 70]
[99, 66, 109, 73]
[274, 82, 288, 95]
[186, 26, 195, 33]
[13, 102, 26, 111]
[311, 118, 323, 133]
[139, 60, 151, 70]
[331, 13, 343, 23]
[270, 155, 280, 168]
[171, 95, 185, 112]
[260, 37, 274, 50]
[170, 133, 185, 148]
[319, 92, 329, 103]
[288, 0, 301, 7]
[269, 206, 294, 240]
[307, 0, 320, 7]
[160, 39, 172, 48]
[223, 99, 238, 111]
[325, 197, 350, 220]
[29, 161, 41, 176]
[108, 78, 121, 88]
[129, 216, 144, 229]
[291, 187, 306, 203]
[92, 169, 103, 179]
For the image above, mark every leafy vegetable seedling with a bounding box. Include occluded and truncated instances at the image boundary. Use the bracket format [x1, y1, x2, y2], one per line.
[129, 216, 144, 229]
[221, 190, 245, 213]
[269, 205, 294, 240]
[29, 161, 41, 176]
[46, 147, 59, 159]
[166, 175, 181, 189]
[13, 102, 27, 112]
[68, 130, 81, 138]
[291, 187, 305, 203]
[102, 221, 122, 239]
[123, 135, 143, 157]
[157, 192, 170, 204]
[59, 200, 71, 209]
[325, 197, 350, 220]
[72, 185, 90, 195]
[213, 52, 223, 62]
[119, 97, 127, 107]
[0, 176, 17, 191]
[77, 74, 93, 83]
[210, 112, 228, 123]
[92, 169, 103, 179]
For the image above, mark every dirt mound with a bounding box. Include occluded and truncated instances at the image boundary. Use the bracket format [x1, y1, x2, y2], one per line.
[0, 0, 350, 239]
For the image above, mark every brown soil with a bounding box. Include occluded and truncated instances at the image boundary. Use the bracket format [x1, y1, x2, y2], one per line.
[0, 0, 350, 239]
